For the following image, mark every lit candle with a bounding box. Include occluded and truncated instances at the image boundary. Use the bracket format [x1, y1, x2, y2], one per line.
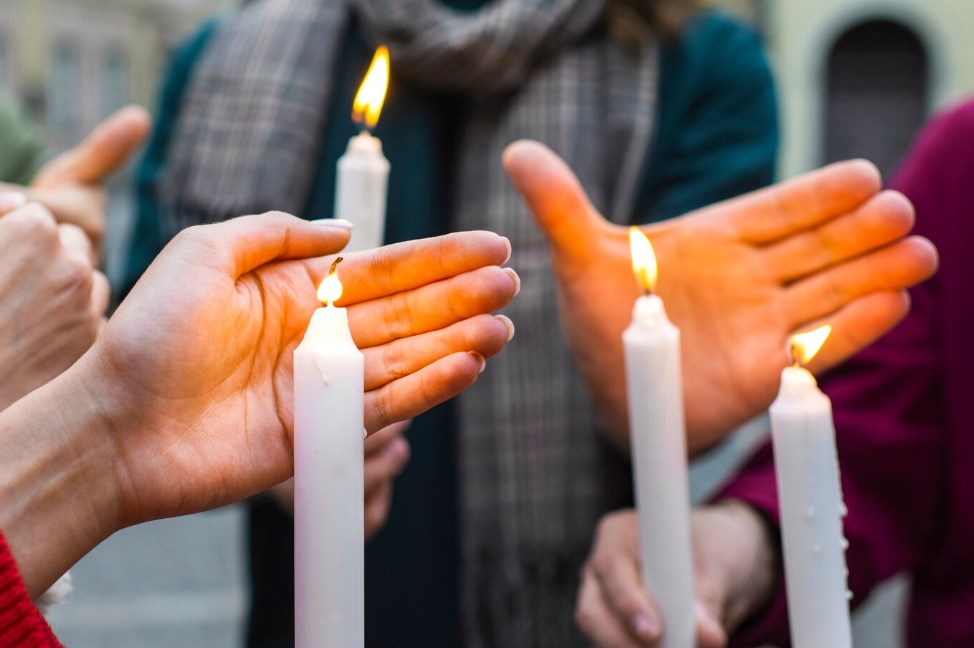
[623, 228, 695, 648]
[294, 258, 365, 648]
[771, 326, 852, 648]
[335, 46, 391, 253]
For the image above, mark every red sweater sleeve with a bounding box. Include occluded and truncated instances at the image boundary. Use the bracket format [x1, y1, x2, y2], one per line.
[717, 104, 964, 646]
[0, 530, 63, 647]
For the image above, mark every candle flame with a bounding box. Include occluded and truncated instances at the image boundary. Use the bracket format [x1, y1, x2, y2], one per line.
[317, 258, 344, 306]
[352, 46, 390, 129]
[789, 325, 832, 366]
[629, 227, 658, 293]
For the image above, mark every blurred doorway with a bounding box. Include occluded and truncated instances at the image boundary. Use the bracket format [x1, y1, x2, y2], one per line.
[824, 19, 928, 178]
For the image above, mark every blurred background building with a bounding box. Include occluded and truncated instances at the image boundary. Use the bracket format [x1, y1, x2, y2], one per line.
[0, 0, 231, 286]
[721, 0, 974, 178]
[0, 0, 972, 646]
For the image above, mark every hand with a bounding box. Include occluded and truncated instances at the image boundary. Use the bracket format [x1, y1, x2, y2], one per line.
[576, 503, 776, 647]
[363, 421, 411, 538]
[0, 202, 109, 410]
[0, 106, 152, 247]
[265, 420, 413, 539]
[504, 141, 939, 452]
[0, 213, 518, 596]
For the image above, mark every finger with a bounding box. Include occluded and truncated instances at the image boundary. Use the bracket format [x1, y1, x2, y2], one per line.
[0, 203, 60, 251]
[764, 191, 915, 284]
[724, 159, 882, 245]
[0, 192, 27, 216]
[90, 270, 111, 318]
[364, 420, 411, 457]
[177, 212, 352, 278]
[593, 547, 661, 645]
[58, 223, 96, 265]
[364, 483, 393, 539]
[783, 236, 937, 327]
[33, 106, 152, 187]
[695, 600, 728, 648]
[503, 140, 610, 265]
[324, 231, 512, 305]
[364, 351, 486, 434]
[575, 569, 649, 648]
[348, 267, 519, 349]
[803, 291, 912, 375]
[364, 437, 411, 496]
[363, 314, 514, 391]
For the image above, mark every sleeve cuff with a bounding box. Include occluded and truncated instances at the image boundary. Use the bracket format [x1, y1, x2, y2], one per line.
[0, 529, 63, 647]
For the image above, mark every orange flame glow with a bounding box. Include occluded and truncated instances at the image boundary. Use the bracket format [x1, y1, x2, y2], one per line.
[629, 227, 658, 293]
[352, 46, 390, 129]
[317, 258, 344, 306]
[789, 325, 832, 366]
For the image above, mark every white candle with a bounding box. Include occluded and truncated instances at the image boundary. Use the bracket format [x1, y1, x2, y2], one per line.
[771, 326, 852, 648]
[623, 228, 695, 648]
[335, 46, 390, 253]
[294, 259, 365, 648]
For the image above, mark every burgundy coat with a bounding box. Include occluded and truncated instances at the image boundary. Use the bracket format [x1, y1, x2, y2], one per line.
[723, 100, 974, 647]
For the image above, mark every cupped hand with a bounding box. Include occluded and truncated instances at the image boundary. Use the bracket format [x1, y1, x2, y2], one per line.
[265, 420, 416, 539]
[0, 106, 152, 247]
[505, 141, 938, 452]
[83, 213, 518, 528]
[0, 203, 109, 410]
[575, 503, 776, 647]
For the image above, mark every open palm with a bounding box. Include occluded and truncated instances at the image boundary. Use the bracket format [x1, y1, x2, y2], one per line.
[505, 141, 937, 452]
[87, 213, 517, 526]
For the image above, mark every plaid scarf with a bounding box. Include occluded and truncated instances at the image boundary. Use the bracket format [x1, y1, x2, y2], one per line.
[161, 1, 659, 645]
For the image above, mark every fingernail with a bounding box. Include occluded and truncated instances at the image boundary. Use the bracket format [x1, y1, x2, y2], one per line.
[312, 218, 354, 230]
[0, 192, 27, 212]
[501, 236, 512, 265]
[504, 267, 521, 297]
[496, 314, 515, 342]
[632, 613, 660, 641]
[469, 352, 487, 374]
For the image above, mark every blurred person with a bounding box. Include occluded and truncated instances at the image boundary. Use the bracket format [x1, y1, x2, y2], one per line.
[0, 213, 519, 647]
[124, 1, 939, 646]
[574, 101, 974, 648]
[0, 92, 44, 186]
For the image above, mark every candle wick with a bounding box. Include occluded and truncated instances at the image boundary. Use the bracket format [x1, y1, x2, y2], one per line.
[788, 342, 802, 369]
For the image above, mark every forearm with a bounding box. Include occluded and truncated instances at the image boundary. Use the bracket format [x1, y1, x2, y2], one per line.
[0, 356, 120, 598]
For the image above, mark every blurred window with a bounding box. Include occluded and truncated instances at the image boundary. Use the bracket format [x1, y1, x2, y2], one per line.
[824, 19, 928, 178]
[48, 39, 83, 144]
[101, 47, 128, 118]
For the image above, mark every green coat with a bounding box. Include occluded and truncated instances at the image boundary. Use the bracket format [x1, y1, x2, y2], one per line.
[127, 9, 778, 648]
[0, 93, 43, 185]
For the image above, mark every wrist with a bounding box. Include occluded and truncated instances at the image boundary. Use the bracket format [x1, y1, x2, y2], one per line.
[704, 499, 778, 630]
[0, 352, 124, 597]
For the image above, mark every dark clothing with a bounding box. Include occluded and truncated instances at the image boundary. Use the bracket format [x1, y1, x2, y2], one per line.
[725, 101, 974, 647]
[128, 10, 777, 648]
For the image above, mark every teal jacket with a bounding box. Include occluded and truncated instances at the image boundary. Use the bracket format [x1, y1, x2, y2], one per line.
[127, 9, 778, 648]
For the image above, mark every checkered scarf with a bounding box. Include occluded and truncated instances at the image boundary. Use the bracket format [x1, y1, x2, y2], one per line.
[161, 1, 658, 645]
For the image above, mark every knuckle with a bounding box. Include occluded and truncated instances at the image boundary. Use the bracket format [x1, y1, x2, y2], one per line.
[8, 203, 58, 239]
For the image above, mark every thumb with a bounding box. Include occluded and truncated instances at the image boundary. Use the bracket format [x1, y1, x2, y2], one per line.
[695, 599, 728, 648]
[33, 105, 152, 188]
[502, 140, 607, 264]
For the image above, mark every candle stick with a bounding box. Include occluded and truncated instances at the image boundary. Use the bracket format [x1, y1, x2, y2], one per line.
[623, 228, 695, 648]
[771, 326, 852, 648]
[294, 258, 365, 648]
[335, 46, 391, 253]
